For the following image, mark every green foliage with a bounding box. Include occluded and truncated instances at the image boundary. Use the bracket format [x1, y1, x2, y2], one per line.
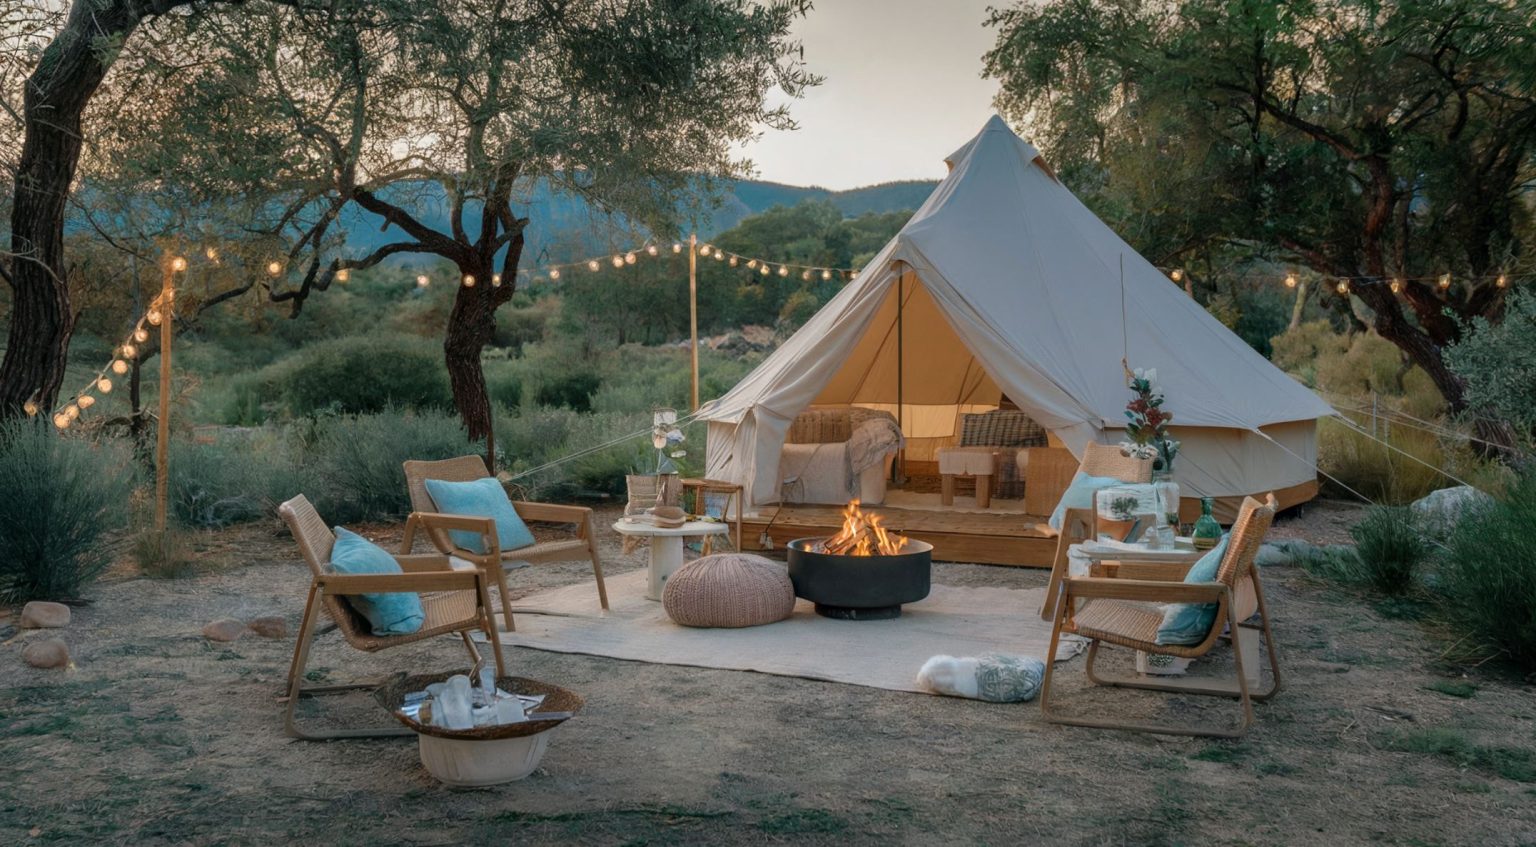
[1424, 680, 1478, 699]
[307, 411, 477, 524]
[1439, 467, 1536, 671]
[1349, 506, 1429, 595]
[281, 336, 451, 417]
[1447, 289, 1536, 436]
[535, 372, 601, 412]
[169, 433, 311, 528]
[132, 528, 199, 579]
[1316, 417, 1451, 505]
[1383, 727, 1536, 783]
[0, 424, 134, 602]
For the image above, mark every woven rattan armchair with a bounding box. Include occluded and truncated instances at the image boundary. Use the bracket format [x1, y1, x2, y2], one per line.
[1038, 494, 1282, 738]
[402, 456, 608, 631]
[1039, 443, 1155, 620]
[277, 494, 506, 741]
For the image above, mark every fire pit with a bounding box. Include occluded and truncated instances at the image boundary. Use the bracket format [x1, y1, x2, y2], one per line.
[786, 500, 932, 620]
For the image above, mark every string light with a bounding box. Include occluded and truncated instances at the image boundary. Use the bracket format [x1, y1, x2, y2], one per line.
[1284, 273, 1297, 289]
[133, 328, 149, 343]
[1438, 273, 1452, 290]
[491, 273, 502, 287]
[335, 268, 350, 282]
[1390, 279, 1402, 293]
[801, 270, 812, 281]
[77, 396, 95, 409]
[64, 404, 79, 420]
[23, 400, 37, 416]
[625, 252, 637, 265]
[170, 256, 187, 272]
[205, 246, 220, 262]
[1336, 280, 1350, 294]
[266, 261, 283, 277]
[672, 243, 682, 253]
[779, 265, 790, 277]
[1496, 274, 1508, 288]
[111, 360, 128, 375]
[646, 245, 658, 256]
[549, 269, 560, 280]
[146, 309, 162, 326]
[760, 265, 770, 276]
[610, 255, 624, 268]
[120, 344, 137, 359]
[729, 256, 738, 267]
[1170, 269, 1184, 282]
[53, 413, 69, 430]
[747, 259, 758, 269]
[416, 274, 430, 287]
[822, 269, 832, 281]
[588, 260, 601, 272]
[713, 250, 724, 261]
[97, 378, 112, 393]
[462, 274, 476, 287]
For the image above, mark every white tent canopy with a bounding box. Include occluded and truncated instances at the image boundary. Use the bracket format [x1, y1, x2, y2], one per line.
[700, 116, 1333, 513]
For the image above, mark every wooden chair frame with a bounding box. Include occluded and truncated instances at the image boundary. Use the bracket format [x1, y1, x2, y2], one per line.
[403, 456, 609, 630]
[1038, 495, 1283, 738]
[279, 496, 507, 741]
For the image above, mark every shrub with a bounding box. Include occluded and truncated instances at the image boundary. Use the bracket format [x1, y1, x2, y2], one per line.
[281, 335, 451, 417]
[1317, 417, 1452, 505]
[534, 372, 601, 412]
[169, 432, 311, 528]
[1439, 467, 1536, 672]
[132, 527, 199, 579]
[1349, 506, 1428, 594]
[0, 423, 134, 602]
[486, 367, 522, 410]
[308, 411, 477, 523]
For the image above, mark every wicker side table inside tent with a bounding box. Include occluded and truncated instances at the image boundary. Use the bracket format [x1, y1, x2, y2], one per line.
[662, 553, 795, 628]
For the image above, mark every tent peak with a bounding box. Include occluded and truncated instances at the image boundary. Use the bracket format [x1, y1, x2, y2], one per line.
[945, 115, 1044, 173]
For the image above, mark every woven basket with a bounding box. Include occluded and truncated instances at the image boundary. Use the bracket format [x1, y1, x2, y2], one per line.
[663, 553, 796, 628]
[373, 672, 584, 741]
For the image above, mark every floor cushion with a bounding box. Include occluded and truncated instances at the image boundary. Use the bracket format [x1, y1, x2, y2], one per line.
[663, 553, 796, 628]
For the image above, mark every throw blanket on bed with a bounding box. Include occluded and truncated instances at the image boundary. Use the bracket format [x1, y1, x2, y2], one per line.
[845, 418, 903, 494]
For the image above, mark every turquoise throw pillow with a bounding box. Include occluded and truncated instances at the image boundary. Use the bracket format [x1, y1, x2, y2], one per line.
[424, 477, 536, 555]
[329, 527, 424, 636]
[1048, 472, 1124, 532]
[1155, 533, 1231, 646]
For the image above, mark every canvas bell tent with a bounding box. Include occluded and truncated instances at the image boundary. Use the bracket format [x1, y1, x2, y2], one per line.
[699, 116, 1332, 532]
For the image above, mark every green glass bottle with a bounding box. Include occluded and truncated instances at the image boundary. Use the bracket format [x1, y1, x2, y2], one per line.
[1191, 497, 1222, 551]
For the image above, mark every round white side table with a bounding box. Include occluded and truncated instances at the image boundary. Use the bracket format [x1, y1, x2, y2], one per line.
[612, 519, 729, 600]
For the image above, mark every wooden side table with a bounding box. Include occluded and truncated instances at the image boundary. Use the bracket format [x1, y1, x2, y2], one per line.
[680, 478, 743, 554]
[936, 446, 999, 508]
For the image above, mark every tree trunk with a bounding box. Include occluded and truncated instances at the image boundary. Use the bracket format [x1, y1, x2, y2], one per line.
[1, 1, 178, 418]
[444, 253, 519, 471]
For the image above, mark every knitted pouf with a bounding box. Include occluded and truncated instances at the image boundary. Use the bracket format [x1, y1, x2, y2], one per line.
[662, 553, 796, 628]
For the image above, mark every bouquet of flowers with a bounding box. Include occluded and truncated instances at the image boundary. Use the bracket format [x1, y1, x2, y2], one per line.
[1118, 367, 1180, 474]
[649, 408, 686, 474]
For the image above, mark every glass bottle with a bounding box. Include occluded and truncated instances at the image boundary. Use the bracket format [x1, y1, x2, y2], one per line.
[1150, 470, 1180, 529]
[1191, 497, 1222, 551]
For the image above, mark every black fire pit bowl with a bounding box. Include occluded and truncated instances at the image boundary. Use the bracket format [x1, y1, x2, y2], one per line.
[786, 538, 933, 620]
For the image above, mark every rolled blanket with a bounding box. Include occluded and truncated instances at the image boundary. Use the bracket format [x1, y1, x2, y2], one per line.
[916, 653, 1046, 702]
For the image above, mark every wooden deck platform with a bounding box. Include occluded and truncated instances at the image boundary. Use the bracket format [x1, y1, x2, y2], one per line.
[740, 504, 1056, 567]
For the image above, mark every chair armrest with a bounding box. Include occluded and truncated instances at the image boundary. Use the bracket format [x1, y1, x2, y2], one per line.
[510, 501, 591, 524]
[1062, 577, 1227, 604]
[408, 512, 497, 535]
[1089, 561, 1194, 581]
[317, 571, 481, 594]
[400, 512, 500, 558]
[394, 553, 455, 573]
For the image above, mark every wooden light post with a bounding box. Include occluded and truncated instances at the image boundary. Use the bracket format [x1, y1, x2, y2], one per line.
[689, 232, 700, 411]
[153, 256, 181, 533]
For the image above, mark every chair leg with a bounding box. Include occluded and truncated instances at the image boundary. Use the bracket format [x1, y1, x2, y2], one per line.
[585, 516, 610, 611]
[476, 577, 509, 677]
[490, 559, 517, 633]
[283, 587, 411, 741]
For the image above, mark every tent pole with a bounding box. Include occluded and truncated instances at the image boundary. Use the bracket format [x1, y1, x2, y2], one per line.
[689, 232, 700, 411]
[896, 267, 905, 485]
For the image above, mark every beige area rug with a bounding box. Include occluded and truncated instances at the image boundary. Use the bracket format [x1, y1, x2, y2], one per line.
[479, 570, 1084, 694]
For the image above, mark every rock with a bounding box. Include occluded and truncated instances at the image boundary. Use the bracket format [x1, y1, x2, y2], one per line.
[22, 638, 70, 669]
[19, 601, 70, 629]
[1411, 485, 1494, 537]
[246, 616, 287, 639]
[202, 619, 248, 642]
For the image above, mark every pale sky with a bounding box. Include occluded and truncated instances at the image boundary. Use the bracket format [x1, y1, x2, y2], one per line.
[741, 0, 1007, 190]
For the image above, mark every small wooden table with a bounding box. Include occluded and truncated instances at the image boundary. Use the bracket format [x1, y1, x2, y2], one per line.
[679, 478, 743, 553]
[936, 446, 999, 508]
[612, 519, 729, 601]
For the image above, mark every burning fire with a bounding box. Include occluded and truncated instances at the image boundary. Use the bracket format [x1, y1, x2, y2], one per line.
[817, 499, 908, 556]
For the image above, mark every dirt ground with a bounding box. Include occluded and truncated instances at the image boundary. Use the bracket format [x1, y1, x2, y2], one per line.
[2, 498, 1533, 846]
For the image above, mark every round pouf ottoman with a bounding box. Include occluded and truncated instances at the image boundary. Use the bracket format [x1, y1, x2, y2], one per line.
[662, 553, 796, 628]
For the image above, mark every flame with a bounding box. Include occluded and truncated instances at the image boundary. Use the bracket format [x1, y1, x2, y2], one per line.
[821, 499, 908, 556]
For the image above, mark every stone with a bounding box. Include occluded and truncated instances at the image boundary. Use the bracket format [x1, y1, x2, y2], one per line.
[246, 616, 288, 639]
[19, 601, 70, 629]
[22, 638, 70, 669]
[1411, 485, 1494, 537]
[202, 618, 248, 642]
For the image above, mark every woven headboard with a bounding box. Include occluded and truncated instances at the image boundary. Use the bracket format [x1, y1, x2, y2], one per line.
[787, 407, 900, 445]
[959, 410, 1048, 448]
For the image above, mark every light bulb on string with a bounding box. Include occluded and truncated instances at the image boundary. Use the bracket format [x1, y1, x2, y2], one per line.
[729, 256, 738, 267]
[1170, 268, 1184, 282]
[747, 259, 758, 269]
[646, 245, 658, 256]
[549, 269, 561, 280]
[700, 245, 712, 257]
[111, 360, 128, 375]
[97, 378, 112, 393]
[335, 268, 350, 282]
[672, 243, 682, 253]
[491, 273, 502, 287]
[625, 252, 637, 265]
[801, 270, 811, 281]
[462, 274, 476, 287]
[1390, 279, 1403, 294]
[53, 413, 69, 430]
[170, 256, 187, 272]
[779, 266, 790, 277]
[267, 261, 283, 277]
[23, 400, 37, 417]
[588, 260, 601, 272]
[147, 309, 162, 326]
[1496, 274, 1508, 289]
[760, 265, 770, 276]
[1284, 273, 1297, 289]
[416, 274, 430, 287]
[78, 395, 95, 409]
[1438, 273, 1452, 290]
[133, 328, 149, 343]
[65, 404, 79, 420]
[205, 246, 220, 263]
[611, 255, 625, 268]
[1336, 280, 1350, 294]
[120, 344, 137, 359]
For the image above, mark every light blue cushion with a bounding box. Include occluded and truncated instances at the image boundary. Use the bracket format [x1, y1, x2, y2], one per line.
[329, 527, 424, 636]
[424, 477, 535, 555]
[1156, 533, 1231, 646]
[1048, 472, 1124, 532]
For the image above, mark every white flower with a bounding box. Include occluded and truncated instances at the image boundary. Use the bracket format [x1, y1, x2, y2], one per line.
[1145, 368, 1157, 383]
[1133, 367, 1145, 379]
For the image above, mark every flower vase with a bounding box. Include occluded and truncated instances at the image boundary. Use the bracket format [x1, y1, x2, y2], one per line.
[1150, 470, 1180, 530]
